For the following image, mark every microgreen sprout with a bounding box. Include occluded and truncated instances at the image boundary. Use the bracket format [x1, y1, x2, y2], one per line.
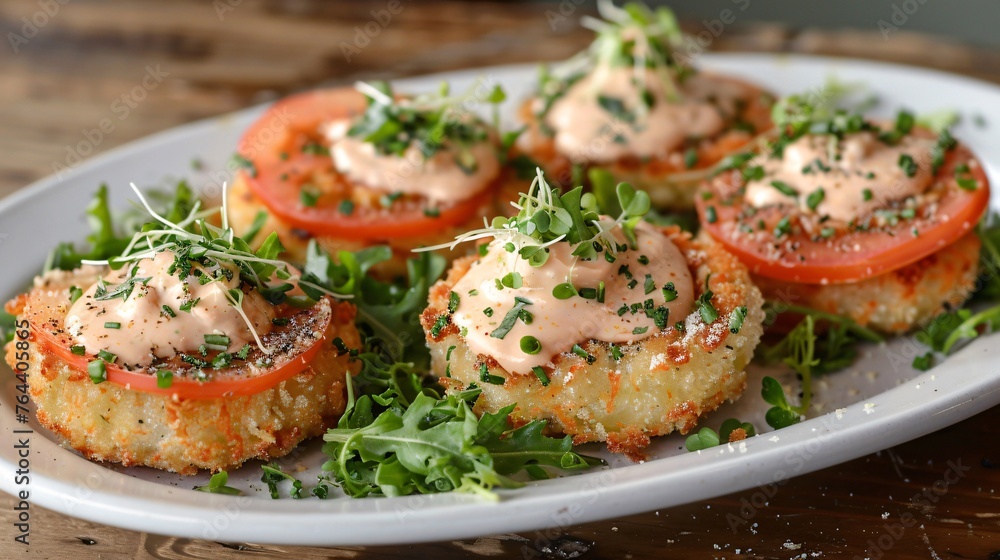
[76, 182, 353, 356]
[416, 167, 650, 286]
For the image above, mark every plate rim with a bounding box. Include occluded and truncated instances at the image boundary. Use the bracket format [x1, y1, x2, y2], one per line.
[2, 52, 1000, 546]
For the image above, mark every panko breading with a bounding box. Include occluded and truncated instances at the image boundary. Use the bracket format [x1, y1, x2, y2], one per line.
[747, 230, 981, 334]
[5, 268, 361, 475]
[421, 227, 764, 458]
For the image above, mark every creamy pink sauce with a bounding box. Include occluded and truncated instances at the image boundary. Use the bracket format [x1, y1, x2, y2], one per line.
[744, 131, 937, 222]
[325, 119, 499, 203]
[545, 67, 748, 163]
[450, 221, 694, 373]
[64, 251, 274, 367]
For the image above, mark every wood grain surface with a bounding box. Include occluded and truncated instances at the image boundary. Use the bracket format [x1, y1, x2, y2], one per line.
[1, 1, 999, 559]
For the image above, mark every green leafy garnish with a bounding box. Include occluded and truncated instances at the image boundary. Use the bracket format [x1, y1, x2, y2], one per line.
[261, 464, 304, 499]
[193, 471, 242, 495]
[300, 243, 445, 367]
[348, 80, 503, 160]
[420, 168, 650, 269]
[685, 418, 756, 452]
[758, 304, 884, 429]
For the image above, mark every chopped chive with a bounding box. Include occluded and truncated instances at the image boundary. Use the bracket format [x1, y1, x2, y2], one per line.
[204, 334, 231, 350]
[271, 317, 290, 326]
[97, 350, 116, 363]
[662, 282, 677, 302]
[161, 305, 176, 318]
[610, 345, 623, 361]
[448, 291, 460, 313]
[578, 287, 597, 300]
[156, 369, 173, 389]
[300, 186, 321, 207]
[596, 281, 605, 303]
[898, 154, 918, 178]
[331, 338, 348, 354]
[696, 276, 719, 324]
[638, 255, 649, 265]
[424, 207, 441, 217]
[338, 199, 355, 215]
[729, 306, 748, 334]
[489, 297, 531, 340]
[956, 177, 978, 191]
[820, 227, 836, 238]
[211, 352, 232, 369]
[483, 307, 494, 317]
[862, 188, 873, 201]
[88, 359, 106, 384]
[430, 314, 449, 338]
[479, 363, 505, 385]
[446, 345, 456, 361]
[104, 322, 121, 329]
[806, 188, 825, 212]
[520, 336, 542, 355]
[532, 366, 550, 386]
[468, 289, 479, 296]
[684, 148, 698, 169]
[773, 217, 791, 238]
[644, 274, 656, 295]
[770, 180, 797, 197]
[570, 344, 596, 364]
[70, 345, 86, 356]
[705, 205, 717, 224]
[651, 306, 669, 329]
[632, 326, 648, 335]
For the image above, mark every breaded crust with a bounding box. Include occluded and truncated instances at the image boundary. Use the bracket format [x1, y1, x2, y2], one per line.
[227, 170, 524, 275]
[745, 230, 981, 334]
[421, 227, 765, 458]
[4, 271, 362, 475]
[517, 75, 774, 210]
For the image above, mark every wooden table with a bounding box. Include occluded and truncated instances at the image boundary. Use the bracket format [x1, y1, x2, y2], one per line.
[2, 1, 999, 558]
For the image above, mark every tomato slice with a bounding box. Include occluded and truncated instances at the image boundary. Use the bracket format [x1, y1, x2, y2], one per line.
[696, 141, 990, 284]
[238, 87, 494, 241]
[25, 287, 334, 400]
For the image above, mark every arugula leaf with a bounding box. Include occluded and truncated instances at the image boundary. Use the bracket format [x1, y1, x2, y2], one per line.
[476, 406, 603, 475]
[321, 340, 604, 499]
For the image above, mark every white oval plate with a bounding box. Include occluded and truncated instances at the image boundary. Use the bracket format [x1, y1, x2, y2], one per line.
[2, 54, 999, 546]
